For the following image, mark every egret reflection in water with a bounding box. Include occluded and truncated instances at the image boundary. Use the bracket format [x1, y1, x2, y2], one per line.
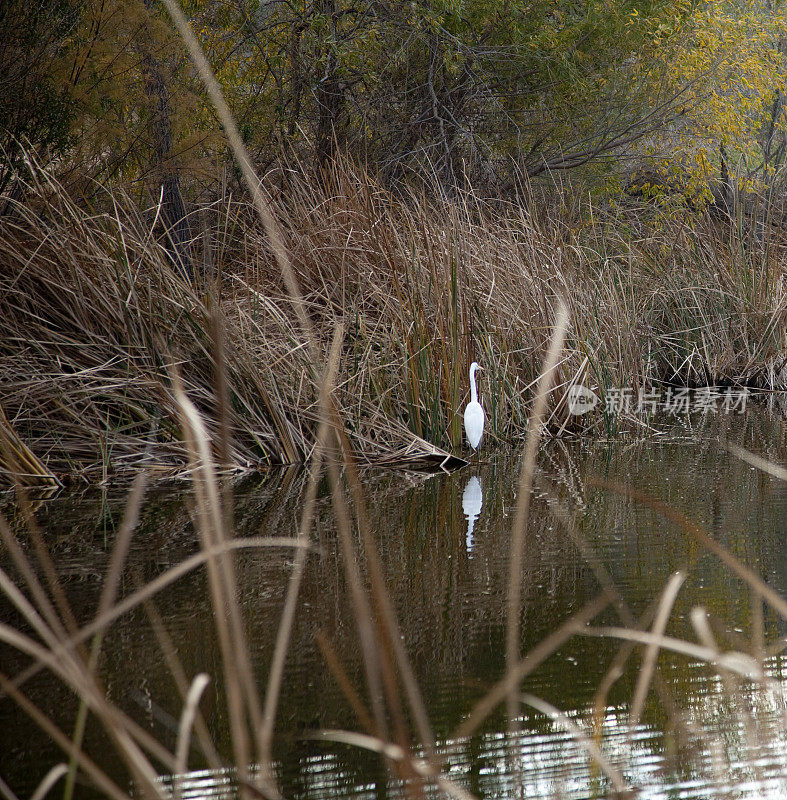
[462, 474, 483, 550]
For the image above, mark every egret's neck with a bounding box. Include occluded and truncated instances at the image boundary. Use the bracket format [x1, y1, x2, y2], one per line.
[470, 370, 478, 404]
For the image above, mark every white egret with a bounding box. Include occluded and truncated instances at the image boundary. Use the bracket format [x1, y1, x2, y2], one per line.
[463, 362, 485, 451]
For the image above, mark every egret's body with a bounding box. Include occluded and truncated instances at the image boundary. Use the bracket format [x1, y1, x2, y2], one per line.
[464, 362, 485, 451]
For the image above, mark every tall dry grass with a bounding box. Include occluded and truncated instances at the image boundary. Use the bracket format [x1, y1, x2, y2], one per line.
[1, 158, 786, 483]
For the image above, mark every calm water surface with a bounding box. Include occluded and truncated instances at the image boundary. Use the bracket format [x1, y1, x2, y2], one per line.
[2, 405, 787, 799]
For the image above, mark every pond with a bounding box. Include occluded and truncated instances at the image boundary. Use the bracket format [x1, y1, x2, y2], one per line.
[2, 402, 787, 800]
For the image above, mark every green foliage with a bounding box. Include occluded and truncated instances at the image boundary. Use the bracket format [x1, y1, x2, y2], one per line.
[3, 0, 786, 204]
[0, 0, 79, 190]
[633, 0, 787, 206]
[230, 0, 691, 183]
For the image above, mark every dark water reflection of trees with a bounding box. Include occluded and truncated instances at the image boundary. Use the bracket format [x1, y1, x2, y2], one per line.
[1, 403, 787, 799]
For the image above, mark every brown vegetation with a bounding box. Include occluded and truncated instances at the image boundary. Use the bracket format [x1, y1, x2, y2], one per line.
[0, 158, 786, 483]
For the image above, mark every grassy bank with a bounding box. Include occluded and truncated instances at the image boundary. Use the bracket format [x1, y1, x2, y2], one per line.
[1, 160, 786, 484]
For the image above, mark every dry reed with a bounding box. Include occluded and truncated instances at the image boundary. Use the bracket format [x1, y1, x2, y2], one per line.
[1, 154, 786, 483]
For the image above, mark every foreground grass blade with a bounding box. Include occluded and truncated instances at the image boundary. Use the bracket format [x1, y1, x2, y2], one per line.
[506, 302, 569, 725]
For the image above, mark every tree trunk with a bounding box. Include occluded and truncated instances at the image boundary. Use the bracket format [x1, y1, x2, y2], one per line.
[141, 41, 192, 278]
[717, 143, 734, 219]
[314, 0, 343, 169]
